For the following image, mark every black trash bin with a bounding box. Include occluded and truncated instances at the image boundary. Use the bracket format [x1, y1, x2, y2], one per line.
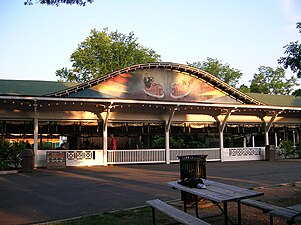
[266, 145, 276, 161]
[177, 155, 207, 202]
[21, 149, 34, 173]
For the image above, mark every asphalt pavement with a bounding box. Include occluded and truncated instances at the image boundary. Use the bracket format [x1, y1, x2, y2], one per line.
[0, 160, 300, 225]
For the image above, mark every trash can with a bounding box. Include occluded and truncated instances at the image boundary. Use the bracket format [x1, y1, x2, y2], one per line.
[266, 145, 275, 161]
[178, 155, 207, 202]
[21, 149, 34, 173]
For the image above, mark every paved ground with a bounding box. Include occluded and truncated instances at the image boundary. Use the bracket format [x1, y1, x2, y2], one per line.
[0, 160, 301, 225]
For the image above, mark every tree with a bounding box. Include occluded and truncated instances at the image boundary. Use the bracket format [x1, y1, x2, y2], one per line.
[56, 29, 161, 82]
[250, 66, 298, 95]
[278, 22, 301, 78]
[188, 58, 242, 88]
[292, 89, 301, 97]
[24, 0, 93, 6]
[238, 84, 250, 93]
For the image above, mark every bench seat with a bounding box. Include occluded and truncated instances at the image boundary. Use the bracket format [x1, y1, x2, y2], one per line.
[146, 199, 210, 225]
[241, 199, 301, 224]
[240, 199, 284, 213]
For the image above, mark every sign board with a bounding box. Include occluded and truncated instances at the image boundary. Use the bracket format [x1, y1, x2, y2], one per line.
[46, 151, 66, 169]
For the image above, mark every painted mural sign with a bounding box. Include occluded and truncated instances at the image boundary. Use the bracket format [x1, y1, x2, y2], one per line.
[70, 68, 238, 103]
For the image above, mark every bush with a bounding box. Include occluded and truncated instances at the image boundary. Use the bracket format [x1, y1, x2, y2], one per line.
[9, 141, 26, 169]
[279, 140, 294, 158]
[152, 135, 165, 148]
[0, 139, 11, 170]
[0, 140, 27, 170]
[295, 142, 301, 158]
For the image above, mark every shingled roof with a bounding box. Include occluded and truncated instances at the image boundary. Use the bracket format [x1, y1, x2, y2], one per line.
[247, 93, 301, 107]
[0, 79, 78, 96]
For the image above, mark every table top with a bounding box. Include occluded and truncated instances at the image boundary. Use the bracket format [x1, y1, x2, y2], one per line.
[288, 204, 301, 212]
[167, 179, 263, 203]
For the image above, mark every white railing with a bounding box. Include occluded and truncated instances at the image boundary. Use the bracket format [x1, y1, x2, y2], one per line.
[36, 147, 266, 167]
[223, 147, 265, 161]
[107, 148, 221, 164]
[107, 149, 165, 164]
[170, 148, 221, 162]
[36, 149, 103, 167]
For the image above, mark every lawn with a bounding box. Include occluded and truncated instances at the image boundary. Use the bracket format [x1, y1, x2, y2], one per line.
[49, 183, 301, 225]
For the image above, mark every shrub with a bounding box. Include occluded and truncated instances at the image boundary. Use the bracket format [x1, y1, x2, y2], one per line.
[279, 140, 294, 158]
[0, 139, 11, 170]
[0, 140, 27, 170]
[152, 135, 165, 148]
[9, 141, 26, 169]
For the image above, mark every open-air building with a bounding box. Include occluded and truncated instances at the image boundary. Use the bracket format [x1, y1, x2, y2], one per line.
[1, 62, 301, 167]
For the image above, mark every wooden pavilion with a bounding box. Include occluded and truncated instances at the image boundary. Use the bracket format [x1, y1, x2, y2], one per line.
[1, 62, 301, 167]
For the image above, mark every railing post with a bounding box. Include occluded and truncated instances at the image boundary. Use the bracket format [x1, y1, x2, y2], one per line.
[165, 126, 170, 164]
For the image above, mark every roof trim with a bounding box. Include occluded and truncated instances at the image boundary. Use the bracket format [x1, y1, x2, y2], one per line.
[1, 95, 300, 111]
[46, 62, 264, 105]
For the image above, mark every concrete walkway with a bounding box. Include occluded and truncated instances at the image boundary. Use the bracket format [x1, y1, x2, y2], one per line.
[0, 160, 301, 225]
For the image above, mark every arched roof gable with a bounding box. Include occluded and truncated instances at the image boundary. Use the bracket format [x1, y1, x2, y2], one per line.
[47, 62, 263, 105]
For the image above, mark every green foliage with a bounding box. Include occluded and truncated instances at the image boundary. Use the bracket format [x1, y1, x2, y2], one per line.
[188, 57, 242, 88]
[39, 142, 53, 150]
[152, 135, 165, 148]
[279, 140, 295, 158]
[9, 141, 26, 169]
[278, 22, 301, 78]
[152, 134, 207, 149]
[170, 136, 185, 148]
[0, 139, 10, 170]
[292, 88, 301, 97]
[56, 29, 161, 82]
[250, 66, 298, 95]
[238, 84, 250, 93]
[295, 142, 301, 158]
[24, 0, 93, 6]
[0, 140, 27, 170]
[184, 135, 207, 148]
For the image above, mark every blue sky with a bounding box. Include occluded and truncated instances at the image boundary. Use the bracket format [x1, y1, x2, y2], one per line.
[0, 0, 300, 86]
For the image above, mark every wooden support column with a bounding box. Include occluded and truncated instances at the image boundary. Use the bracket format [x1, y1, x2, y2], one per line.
[33, 100, 38, 167]
[165, 107, 178, 164]
[264, 111, 280, 146]
[102, 104, 113, 166]
[219, 108, 235, 162]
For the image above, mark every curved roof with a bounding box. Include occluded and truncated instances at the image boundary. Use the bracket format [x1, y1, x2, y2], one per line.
[47, 62, 264, 105]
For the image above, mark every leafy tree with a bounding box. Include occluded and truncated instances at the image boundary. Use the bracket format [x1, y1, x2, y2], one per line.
[250, 66, 298, 95]
[238, 84, 250, 93]
[292, 89, 301, 97]
[188, 58, 242, 88]
[278, 22, 301, 78]
[56, 29, 161, 82]
[24, 0, 93, 6]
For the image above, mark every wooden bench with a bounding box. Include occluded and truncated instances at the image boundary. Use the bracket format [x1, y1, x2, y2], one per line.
[241, 199, 301, 225]
[240, 199, 284, 213]
[146, 199, 210, 225]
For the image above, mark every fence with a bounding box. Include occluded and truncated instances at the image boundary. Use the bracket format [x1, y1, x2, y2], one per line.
[36, 147, 265, 167]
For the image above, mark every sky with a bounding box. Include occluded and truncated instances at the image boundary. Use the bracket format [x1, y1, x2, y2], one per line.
[0, 0, 300, 87]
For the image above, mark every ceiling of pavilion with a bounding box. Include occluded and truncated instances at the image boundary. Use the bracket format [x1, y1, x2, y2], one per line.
[48, 62, 263, 105]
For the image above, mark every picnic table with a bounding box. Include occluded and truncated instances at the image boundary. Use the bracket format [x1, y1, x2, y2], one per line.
[168, 179, 263, 225]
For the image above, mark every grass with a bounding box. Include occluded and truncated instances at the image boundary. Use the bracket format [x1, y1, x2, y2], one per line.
[47, 183, 301, 225]
[49, 206, 175, 225]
